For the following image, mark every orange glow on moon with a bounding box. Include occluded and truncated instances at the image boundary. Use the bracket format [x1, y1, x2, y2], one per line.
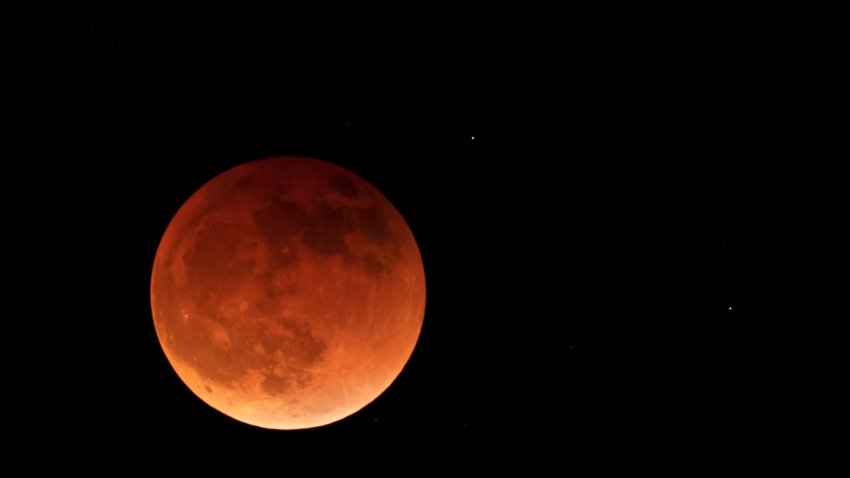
[150, 157, 426, 429]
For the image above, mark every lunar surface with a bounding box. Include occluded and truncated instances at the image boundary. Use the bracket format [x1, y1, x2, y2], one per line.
[150, 157, 426, 429]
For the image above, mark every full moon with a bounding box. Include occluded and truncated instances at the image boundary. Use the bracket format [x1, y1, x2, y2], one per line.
[150, 157, 426, 429]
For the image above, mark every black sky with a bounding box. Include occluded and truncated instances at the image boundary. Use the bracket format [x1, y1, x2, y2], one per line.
[16, 11, 844, 469]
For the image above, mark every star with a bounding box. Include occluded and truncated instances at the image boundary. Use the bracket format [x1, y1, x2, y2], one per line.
[470, 136, 476, 141]
[728, 306, 733, 311]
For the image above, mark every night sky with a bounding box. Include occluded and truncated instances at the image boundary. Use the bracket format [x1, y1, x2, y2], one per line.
[19, 12, 843, 468]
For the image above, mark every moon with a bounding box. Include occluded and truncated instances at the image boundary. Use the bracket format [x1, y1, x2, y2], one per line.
[150, 157, 426, 429]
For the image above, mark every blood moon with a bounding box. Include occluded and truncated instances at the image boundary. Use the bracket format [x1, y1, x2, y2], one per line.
[150, 157, 425, 429]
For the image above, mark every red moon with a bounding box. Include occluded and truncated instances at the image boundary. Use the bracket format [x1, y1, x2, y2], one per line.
[150, 157, 426, 429]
